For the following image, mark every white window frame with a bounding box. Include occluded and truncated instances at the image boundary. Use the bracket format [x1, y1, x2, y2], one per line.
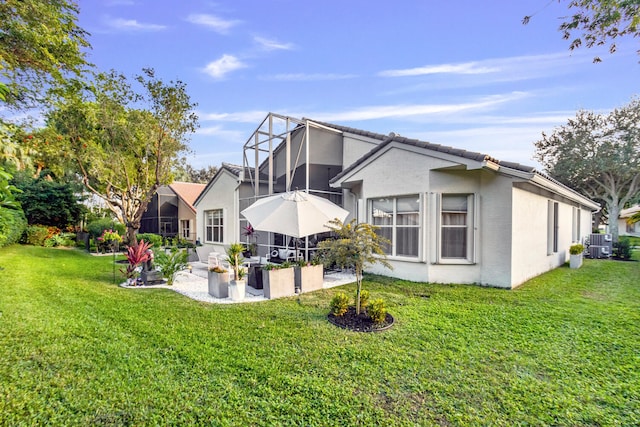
[204, 209, 223, 243]
[437, 193, 476, 264]
[369, 194, 421, 259]
[572, 207, 581, 243]
[547, 201, 559, 254]
[180, 219, 191, 240]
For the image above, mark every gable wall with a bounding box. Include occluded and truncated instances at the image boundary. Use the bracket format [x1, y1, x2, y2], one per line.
[194, 171, 239, 254]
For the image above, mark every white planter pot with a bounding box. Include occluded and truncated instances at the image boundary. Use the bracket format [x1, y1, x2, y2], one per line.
[208, 271, 229, 298]
[229, 279, 246, 301]
[570, 254, 583, 269]
[294, 264, 324, 293]
[262, 267, 295, 299]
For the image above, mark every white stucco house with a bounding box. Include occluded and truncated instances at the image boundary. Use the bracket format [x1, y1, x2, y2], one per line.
[618, 205, 640, 237]
[194, 113, 599, 289]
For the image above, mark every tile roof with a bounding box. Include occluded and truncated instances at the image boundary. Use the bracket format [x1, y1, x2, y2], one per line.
[169, 182, 206, 211]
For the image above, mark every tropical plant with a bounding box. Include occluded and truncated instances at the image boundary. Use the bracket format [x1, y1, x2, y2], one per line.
[329, 292, 349, 317]
[368, 298, 387, 324]
[225, 242, 245, 280]
[122, 240, 152, 280]
[318, 219, 392, 315]
[0, 166, 21, 210]
[154, 248, 188, 286]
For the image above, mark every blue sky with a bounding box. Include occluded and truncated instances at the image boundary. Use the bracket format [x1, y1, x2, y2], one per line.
[78, 0, 639, 170]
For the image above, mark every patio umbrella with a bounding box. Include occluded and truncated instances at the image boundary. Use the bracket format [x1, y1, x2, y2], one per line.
[240, 190, 349, 238]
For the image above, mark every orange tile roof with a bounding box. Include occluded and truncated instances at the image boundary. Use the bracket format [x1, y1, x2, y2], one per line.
[169, 182, 206, 212]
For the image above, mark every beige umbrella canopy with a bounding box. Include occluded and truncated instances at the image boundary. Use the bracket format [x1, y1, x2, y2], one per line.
[240, 190, 349, 238]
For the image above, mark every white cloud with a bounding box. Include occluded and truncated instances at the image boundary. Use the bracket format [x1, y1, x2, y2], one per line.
[202, 55, 247, 79]
[199, 110, 268, 122]
[105, 17, 166, 31]
[378, 52, 591, 82]
[186, 14, 240, 34]
[196, 126, 246, 140]
[254, 36, 295, 51]
[380, 62, 499, 77]
[263, 73, 357, 81]
[305, 92, 529, 122]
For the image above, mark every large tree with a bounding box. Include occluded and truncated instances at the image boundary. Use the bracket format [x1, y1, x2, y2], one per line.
[524, 0, 640, 62]
[534, 98, 640, 242]
[0, 0, 90, 110]
[46, 69, 198, 244]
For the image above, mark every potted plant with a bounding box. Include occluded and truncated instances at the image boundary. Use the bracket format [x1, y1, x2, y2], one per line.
[569, 243, 585, 269]
[229, 266, 246, 301]
[262, 261, 295, 299]
[294, 258, 324, 294]
[226, 243, 246, 301]
[208, 265, 229, 298]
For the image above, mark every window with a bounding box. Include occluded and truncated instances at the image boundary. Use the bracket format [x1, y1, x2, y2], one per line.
[547, 201, 558, 254]
[205, 210, 223, 243]
[572, 207, 581, 243]
[370, 195, 420, 257]
[441, 194, 474, 260]
[180, 220, 191, 239]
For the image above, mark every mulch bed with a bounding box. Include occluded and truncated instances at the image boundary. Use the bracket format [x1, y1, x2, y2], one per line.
[327, 306, 394, 333]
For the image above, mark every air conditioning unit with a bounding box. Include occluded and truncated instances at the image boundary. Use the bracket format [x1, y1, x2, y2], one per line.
[588, 245, 610, 259]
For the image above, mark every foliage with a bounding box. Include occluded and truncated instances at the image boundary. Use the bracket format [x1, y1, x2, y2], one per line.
[11, 171, 85, 228]
[44, 233, 73, 248]
[225, 242, 245, 279]
[0, 246, 639, 425]
[172, 163, 218, 184]
[0, 0, 90, 110]
[86, 218, 125, 240]
[154, 248, 188, 286]
[367, 298, 387, 324]
[523, 0, 640, 62]
[24, 224, 54, 246]
[358, 289, 370, 309]
[209, 265, 227, 273]
[0, 206, 26, 247]
[318, 218, 392, 314]
[137, 233, 163, 248]
[629, 210, 640, 225]
[0, 166, 21, 210]
[329, 292, 349, 317]
[569, 243, 585, 255]
[122, 240, 152, 280]
[236, 266, 247, 280]
[534, 98, 640, 242]
[45, 68, 199, 244]
[614, 237, 633, 260]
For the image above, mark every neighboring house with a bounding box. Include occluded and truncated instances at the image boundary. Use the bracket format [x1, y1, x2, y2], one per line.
[195, 113, 599, 289]
[619, 205, 640, 237]
[139, 181, 205, 243]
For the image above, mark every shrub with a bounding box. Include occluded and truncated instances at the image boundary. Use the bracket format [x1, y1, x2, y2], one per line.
[614, 237, 632, 260]
[122, 240, 153, 280]
[0, 208, 27, 248]
[87, 218, 124, 240]
[44, 234, 67, 247]
[137, 233, 163, 248]
[155, 248, 188, 286]
[569, 243, 584, 255]
[330, 292, 349, 317]
[209, 265, 227, 273]
[368, 298, 387, 324]
[25, 225, 50, 246]
[358, 289, 370, 309]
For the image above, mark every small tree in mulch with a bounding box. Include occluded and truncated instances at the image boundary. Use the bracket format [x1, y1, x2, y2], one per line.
[318, 219, 392, 315]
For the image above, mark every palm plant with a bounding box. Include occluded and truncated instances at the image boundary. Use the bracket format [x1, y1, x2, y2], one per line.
[225, 242, 246, 280]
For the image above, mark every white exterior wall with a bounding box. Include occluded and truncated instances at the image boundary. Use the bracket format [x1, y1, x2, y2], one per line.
[619, 218, 640, 236]
[342, 134, 381, 168]
[510, 187, 589, 287]
[193, 171, 240, 255]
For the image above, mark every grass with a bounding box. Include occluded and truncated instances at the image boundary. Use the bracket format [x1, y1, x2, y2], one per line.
[1, 246, 639, 426]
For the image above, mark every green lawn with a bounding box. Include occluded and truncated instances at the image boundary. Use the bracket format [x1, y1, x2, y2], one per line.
[1, 246, 639, 426]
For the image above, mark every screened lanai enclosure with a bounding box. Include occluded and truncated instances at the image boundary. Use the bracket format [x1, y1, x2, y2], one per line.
[240, 113, 347, 260]
[139, 186, 178, 238]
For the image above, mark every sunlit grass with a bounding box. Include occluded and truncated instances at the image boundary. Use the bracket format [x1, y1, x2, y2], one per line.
[1, 245, 638, 425]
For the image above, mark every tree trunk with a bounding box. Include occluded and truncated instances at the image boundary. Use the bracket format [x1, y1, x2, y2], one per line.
[608, 201, 621, 243]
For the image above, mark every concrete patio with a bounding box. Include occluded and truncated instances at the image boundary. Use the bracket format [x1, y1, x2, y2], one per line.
[123, 262, 356, 304]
